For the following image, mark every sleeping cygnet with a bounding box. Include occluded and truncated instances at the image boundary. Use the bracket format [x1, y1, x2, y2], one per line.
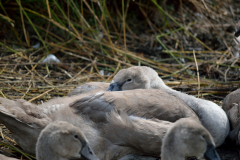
[161, 118, 221, 160]
[106, 66, 229, 147]
[222, 88, 240, 144]
[0, 121, 99, 160]
[36, 121, 99, 160]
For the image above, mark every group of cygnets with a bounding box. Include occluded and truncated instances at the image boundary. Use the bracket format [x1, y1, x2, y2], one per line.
[0, 66, 239, 160]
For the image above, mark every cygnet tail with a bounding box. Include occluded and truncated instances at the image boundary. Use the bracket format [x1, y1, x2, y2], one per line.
[0, 97, 51, 154]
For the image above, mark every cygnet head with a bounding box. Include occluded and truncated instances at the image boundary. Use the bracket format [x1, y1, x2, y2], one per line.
[161, 118, 220, 160]
[106, 66, 162, 91]
[36, 121, 99, 160]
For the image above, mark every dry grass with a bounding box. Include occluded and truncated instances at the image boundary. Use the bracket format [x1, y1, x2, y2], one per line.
[0, 0, 240, 159]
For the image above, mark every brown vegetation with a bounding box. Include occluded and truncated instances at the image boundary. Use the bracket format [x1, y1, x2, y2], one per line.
[0, 0, 240, 159]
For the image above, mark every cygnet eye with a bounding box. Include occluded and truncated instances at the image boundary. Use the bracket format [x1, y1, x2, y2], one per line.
[200, 135, 205, 140]
[74, 135, 78, 139]
[126, 79, 132, 82]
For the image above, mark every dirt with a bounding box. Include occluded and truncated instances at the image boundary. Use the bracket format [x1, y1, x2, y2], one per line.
[217, 143, 240, 160]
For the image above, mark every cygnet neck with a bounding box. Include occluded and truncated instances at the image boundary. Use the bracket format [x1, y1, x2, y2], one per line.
[152, 77, 199, 112]
[161, 152, 184, 160]
[37, 144, 65, 160]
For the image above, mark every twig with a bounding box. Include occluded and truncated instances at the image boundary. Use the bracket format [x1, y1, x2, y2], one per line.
[193, 50, 200, 98]
[224, 58, 239, 82]
[29, 88, 54, 102]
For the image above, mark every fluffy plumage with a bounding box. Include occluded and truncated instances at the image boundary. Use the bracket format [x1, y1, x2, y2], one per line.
[161, 118, 220, 160]
[106, 66, 230, 147]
